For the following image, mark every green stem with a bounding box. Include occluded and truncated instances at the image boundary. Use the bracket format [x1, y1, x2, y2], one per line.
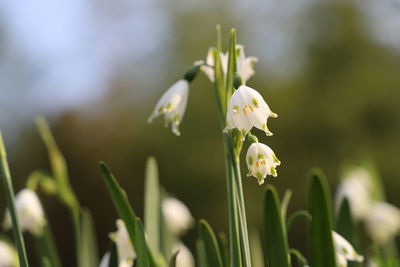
[0, 132, 29, 267]
[232, 155, 252, 267]
[223, 134, 243, 267]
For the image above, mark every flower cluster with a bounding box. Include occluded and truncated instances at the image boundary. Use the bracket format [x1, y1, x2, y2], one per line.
[335, 167, 400, 245]
[148, 44, 279, 185]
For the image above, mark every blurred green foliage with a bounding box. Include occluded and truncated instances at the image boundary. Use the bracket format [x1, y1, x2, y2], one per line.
[1, 1, 400, 266]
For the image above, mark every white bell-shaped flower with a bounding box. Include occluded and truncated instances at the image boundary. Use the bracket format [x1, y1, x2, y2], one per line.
[3, 189, 46, 236]
[162, 197, 194, 236]
[0, 240, 18, 267]
[364, 202, 400, 245]
[246, 142, 280, 185]
[335, 168, 373, 221]
[225, 85, 277, 136]
[109, 219, 136, 265]
[148, 80, 189, 136]
[201, 45, 257, 82]
[173, 243, 195, 267]
[332, 231, 364, 267]
[99, 251, 131, 267]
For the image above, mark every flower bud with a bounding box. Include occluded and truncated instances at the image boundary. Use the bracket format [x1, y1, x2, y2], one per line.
[246, 142, 280, 185]
[3, 189, 46, 236]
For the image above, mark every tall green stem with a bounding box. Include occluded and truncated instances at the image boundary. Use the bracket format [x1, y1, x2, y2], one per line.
[0, 132, 29, 267]
[223, 134, 243, 267]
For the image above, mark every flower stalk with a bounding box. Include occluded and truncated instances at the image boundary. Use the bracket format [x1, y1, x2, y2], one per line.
[0, 132, 29, 267]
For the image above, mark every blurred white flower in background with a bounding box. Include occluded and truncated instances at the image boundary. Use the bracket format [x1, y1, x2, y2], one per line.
[0, 240, 18, 267]
[364, 202, 400, 245]
[109, 219, 136, 266]
[148, 80, 189, 136]
[2, 189, 46, 236]
[246, 142, 280, 185]
[162, 197, 194, 235]
[201, 45, 257, 83]
[335, 167, 373, 220]
[173, 243, 195, 267]
[332, 231, 364, 267]
[225, 85, 277, 136]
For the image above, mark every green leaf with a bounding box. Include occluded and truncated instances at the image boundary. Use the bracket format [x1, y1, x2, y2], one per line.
[263, 185, 290, 267]
[289, 249, 309, 267]
[196, 239, 208, 267]
[199, 219, 224, 267]
[225, 28, 237, 103]
[0, 131, 29, 267]
[214, 25, 227, 119]
[99, 162, 137, 245]
[308, 168, 336, 267]
[79, 209, 99, 267]
[249, 230, 264, 267]
[281, 190, 292, 220]
[286, 210, 311, 233]
[108, 242, 119, 267]
[217, 232, 229, 267]
[135, 218, 151, 267]
[35, 223, 61, 267]
[144, 157, 160, 253]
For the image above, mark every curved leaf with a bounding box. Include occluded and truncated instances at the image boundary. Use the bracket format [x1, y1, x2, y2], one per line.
[199, 219, 224, 267]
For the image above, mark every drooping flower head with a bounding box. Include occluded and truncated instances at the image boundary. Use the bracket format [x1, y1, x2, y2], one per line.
[335, 167, 373, 221]
[332, 231, 364, 267]
[148, 80, 189, 136]
[246, 142, 280, 185]
[162, 197, 194, 235]
[364, 202, 400, 245]
[225, 85, 277, 137]
[201, 45, 257, 83]
[0, 240, 18, 267]
[3, 189, 46, 236]
[109, 219, 136, 265]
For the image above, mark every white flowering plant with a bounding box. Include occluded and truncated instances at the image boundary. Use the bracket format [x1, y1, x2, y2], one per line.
[0, 27, 398, 267]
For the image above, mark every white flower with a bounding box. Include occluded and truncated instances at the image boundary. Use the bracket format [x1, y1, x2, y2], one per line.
[109, 219, 136, 265]
[246, 142, 280, 185]
[335, 168, 373, 220]
[162, 197, 194, 235]
[0, 240, 18, 267]
[201, 45, 257, 82]
[332, 231, 364, 267]
[236, 45, 258, 82]
[173, 243, 195, 267]
[225, 85, 277, 136]
[3, 189, 46, 236]
[148, 80, 189, 136]
[364, 202, 400, 245]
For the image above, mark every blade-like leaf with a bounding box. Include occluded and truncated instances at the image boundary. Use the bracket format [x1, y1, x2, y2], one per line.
[108, 242, 119, 267]
[144, 157, 160, 253]
[196, 239, 208, 267]
[281, 190, 292, 220]
[35, 223, 61, 267]
[0, 132, 29, 267]
[286, 210, 311, 233]
[199, 219, 224, 267]
[263, 185, 290, 267]
[135, 219, 150, 267]
[217, 232, 229, 267]
[79, 209, 99, 267]
[249, 230, 264, 267]
[225, 28, 237, 102]
[99, 162, 137, 245]
[308, 169, 336, 267]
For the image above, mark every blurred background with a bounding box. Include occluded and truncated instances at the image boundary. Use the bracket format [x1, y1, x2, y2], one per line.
[0, 0, 400, 265]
